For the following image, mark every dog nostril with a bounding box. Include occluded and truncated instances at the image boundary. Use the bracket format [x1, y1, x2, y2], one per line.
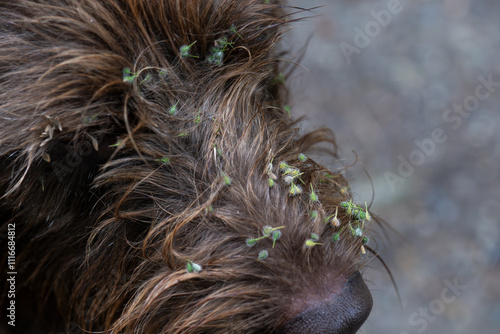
[276, 271, 373, 334]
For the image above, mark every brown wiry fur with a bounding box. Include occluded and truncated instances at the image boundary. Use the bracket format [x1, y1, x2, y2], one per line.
[1, 0, 372, 333]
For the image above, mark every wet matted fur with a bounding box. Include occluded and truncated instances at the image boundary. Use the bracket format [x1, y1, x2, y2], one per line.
[1, 1, 376, 333]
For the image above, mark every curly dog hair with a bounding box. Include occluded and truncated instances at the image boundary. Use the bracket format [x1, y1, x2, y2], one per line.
[1, 1, 375, 333]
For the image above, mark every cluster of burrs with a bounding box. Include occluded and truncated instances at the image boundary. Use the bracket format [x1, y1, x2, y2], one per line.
[266, 154, 338, 250]
[179, 25, 241, 66]
[266, 153, 310, 197]
[207, 37, 235, 65]
[333, 200, 371, 254]
[307, 200, 371, 254]
[279, 160, 304, 196]
[246, 225, 285, 260]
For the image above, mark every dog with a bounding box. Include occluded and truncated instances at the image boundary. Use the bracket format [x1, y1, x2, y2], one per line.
[0, 1, 375, 333]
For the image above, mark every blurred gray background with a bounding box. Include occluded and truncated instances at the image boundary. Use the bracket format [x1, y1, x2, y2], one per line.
[285, 0, 499, 333]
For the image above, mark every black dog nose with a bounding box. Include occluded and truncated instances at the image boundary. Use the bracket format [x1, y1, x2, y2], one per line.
[276, 271, 373, 334]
